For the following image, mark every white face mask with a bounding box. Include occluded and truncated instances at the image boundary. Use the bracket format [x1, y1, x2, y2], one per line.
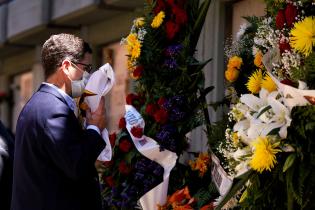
[71, 71, 90, 98]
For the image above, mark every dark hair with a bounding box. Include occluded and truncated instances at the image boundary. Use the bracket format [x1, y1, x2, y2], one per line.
[41, 33, 92, 79]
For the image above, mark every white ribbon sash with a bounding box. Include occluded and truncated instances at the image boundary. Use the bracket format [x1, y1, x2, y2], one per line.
[125, 105, 178, 210]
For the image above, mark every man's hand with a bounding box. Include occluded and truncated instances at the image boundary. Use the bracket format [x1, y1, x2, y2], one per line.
[86, 96, 106, 131]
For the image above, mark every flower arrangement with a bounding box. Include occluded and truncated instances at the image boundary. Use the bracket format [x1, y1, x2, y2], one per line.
[211, 1, 315, 209]
[100, 0, 219, 209]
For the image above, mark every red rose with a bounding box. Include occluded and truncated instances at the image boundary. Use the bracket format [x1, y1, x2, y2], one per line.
[166, 0, 175, 6]
[104, 176, 114, 187]
[172, 6, 187, 25]
[118, 117, 126, 129]
[154, 0, 166, 14]
[109, 132, 116, 147]
[126, 93, 138, 105]
[130, 126, 143, 138]
[153, 108, 168, 124]
[118, 161, 131, 175]
[133, 66, 144, 78]
[276, 9, 286, 29]
[175, 0, 187, 9]
[119, 138, 133, 153]
[165, 21, 180, 40]
[279, 40, 291, 54]
[145, 103, 158, 116]
[157, 97, 166, 107]
[285, 4, 298, 28]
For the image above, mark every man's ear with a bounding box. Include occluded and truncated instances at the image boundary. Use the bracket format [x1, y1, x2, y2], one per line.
[61, 60, 71, 76]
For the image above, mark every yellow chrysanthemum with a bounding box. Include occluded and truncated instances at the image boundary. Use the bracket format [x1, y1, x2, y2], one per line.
[290, 16, 315, 57]
[126, 33, 141, 59]
[254, 51, 263, 68]
[227, 56, 243, 69]
[225, 67, 240, 82]
[250, 136, 281, 173]
[151, 11, 165, 28]
[135, 17, 145, 28]
[261, 73, 277, 92]
[130, 40, 141, 59]
[246, 69, 263, 94]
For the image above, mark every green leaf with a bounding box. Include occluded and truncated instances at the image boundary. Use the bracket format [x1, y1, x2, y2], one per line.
[239, 188, 248, 203]
[283, 153, 296, 173]
[267, 127, 281, 136]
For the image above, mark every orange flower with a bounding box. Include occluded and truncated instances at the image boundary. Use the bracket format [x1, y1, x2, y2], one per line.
[225, 68, 240, 82]
[169, 186, 191, 203]
[254, 51, 263, 68]
[189, 153, 211, 177]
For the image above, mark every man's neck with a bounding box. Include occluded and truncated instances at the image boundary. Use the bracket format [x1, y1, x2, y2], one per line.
[46, 74, 70, 95]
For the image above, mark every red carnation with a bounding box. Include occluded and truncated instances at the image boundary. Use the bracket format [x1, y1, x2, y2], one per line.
[133, 66, 144, 78]
[153, 108, 168, 124]
[285, 4, 298, 28]
[276, 9, 286, 29]
[104, 176, 114, 187]
[157, 97, 166, 107]
[172, 6, 187, 25]
[130, 126, 143, 138]
[118, 161, 131, 175]
[279, 40, 291, 54]
[119, 138, 133, 153]
[165, 21, 180, 40]
[145, 103, 158, 116]
[118, 117, 126, 129]
[109, 132, 116, 147]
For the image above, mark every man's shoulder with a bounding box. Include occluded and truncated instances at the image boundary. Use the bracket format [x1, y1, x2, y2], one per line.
[21, 89, 69, 120]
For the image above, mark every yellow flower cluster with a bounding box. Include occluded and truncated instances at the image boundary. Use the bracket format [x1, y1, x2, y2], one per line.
[246, 70, 277, 94]
[189, 153, 210, 177]
[151, 11, 165, 28]
[126, 33, 141, 60]
[225, 56, 243, 82]
[290, 16, 315, 57]
[250, 136, 281, 173]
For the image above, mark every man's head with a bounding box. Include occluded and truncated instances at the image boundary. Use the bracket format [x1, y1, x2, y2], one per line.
[41, 33, 92, 97]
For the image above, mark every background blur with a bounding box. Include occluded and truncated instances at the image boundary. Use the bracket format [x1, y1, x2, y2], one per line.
[0, 0, 265, 152]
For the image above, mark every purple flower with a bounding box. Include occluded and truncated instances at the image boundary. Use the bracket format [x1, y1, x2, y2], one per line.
[171, 95, 185, 106]
[165, 44, 183, 57]
[170, 107, 186, 121]
[164, 58, 178, 69]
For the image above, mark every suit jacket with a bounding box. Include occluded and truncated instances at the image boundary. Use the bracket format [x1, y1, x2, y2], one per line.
[11, 84, 106, 210]
[0, 121, 14, 210]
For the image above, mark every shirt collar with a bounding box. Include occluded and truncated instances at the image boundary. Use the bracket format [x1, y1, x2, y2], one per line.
[42, 82, 76, 111]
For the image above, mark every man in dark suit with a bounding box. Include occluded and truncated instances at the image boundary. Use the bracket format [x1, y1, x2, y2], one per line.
[11, 34, 106, 210]
[0, 120, 14, 210]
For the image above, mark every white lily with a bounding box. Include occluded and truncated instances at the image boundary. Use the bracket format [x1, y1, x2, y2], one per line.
[240, 90, 268, 112]
[268, 97, 291, 139]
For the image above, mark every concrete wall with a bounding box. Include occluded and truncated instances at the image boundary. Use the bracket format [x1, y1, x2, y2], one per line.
[7, 0, 48, 38]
